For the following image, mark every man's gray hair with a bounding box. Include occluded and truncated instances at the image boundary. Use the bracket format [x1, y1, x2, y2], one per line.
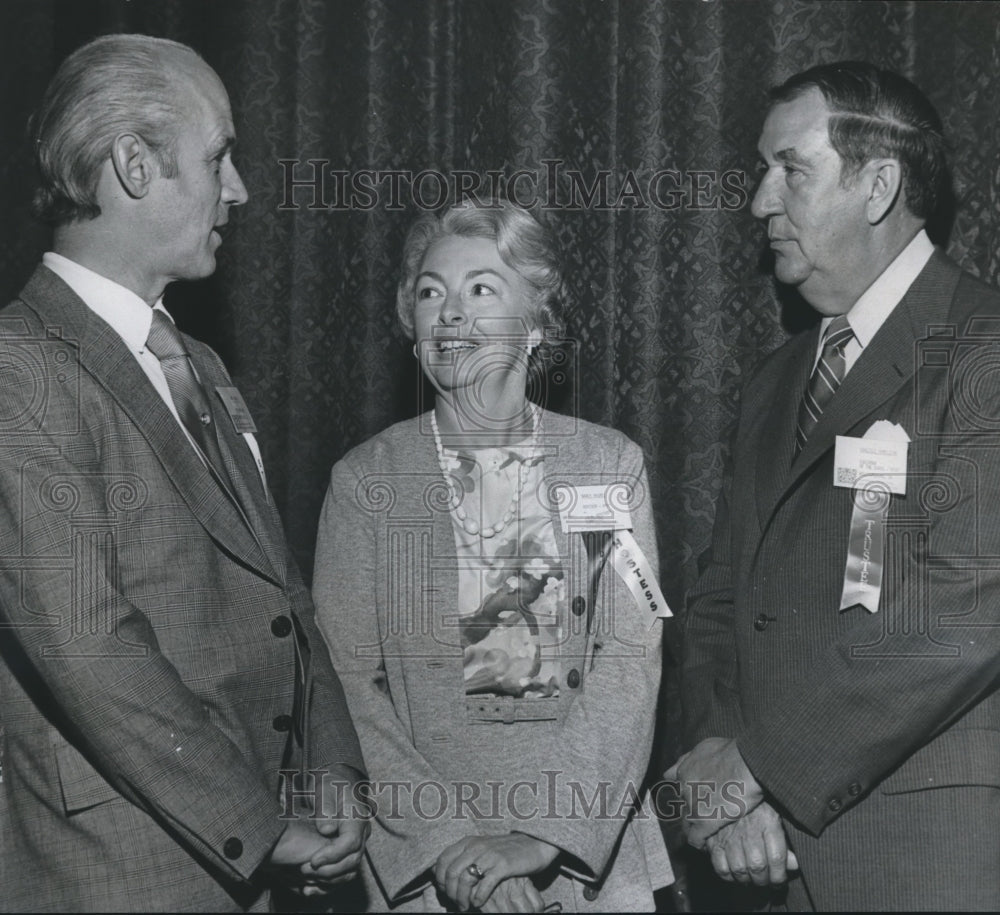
[30, 33, 201, 225]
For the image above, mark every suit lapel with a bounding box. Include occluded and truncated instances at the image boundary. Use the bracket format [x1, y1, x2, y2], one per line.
[791, 302, 914, 475]
[753, 336, 815, 524]
[760, 251, 962, 527]
[19, 267, 280, 585]
[536, 410, 575, 579]
[537, 410, 607, 622]
[192, 347, 288, 584]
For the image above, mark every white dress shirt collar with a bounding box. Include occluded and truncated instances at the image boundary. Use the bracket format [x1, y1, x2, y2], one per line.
[42, 251, 172, 351]
[815, 229, 935, 371]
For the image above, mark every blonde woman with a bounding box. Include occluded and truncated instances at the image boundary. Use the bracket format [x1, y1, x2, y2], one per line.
[313, 200, 671, 911]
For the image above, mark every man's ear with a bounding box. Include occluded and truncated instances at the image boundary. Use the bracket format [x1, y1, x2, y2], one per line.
[110, 133, 155, 199]
[865, 158, 902, 224]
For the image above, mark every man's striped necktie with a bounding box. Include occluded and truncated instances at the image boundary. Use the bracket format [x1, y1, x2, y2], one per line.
[795, 314, 854, 456]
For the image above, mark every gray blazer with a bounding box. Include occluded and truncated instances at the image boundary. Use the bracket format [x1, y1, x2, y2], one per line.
[314, 409, 671, 912]
[0, 267, 364, 912]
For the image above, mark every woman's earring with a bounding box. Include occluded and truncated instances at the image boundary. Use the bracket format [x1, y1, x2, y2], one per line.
[412, 343, 419, 358]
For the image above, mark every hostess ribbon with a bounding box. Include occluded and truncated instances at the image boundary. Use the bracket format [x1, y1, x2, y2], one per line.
[610, 530, 672, 625]
[839, 479, 891, 613]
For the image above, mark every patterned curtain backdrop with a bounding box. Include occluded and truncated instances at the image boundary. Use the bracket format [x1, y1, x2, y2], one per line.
[3, 0, 1000, 766]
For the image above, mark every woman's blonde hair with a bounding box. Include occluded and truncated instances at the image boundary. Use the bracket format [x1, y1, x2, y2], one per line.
[396, 199, 566, 362]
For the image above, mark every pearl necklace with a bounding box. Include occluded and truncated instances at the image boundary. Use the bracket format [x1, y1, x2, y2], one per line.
[431, 409, 537, 538]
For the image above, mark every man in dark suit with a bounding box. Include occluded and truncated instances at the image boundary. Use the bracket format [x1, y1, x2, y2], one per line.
[0, 34, 367, 911]
[673, 62, 1000, 910]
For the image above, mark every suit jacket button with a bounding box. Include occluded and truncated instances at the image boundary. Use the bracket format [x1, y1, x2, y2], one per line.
[848, 782, 862, 796]
[271, 615, 292, 638]
[828, 797, 843, 812]
[571, 596, 587, 616]
[223, 837, 243, 859]
[583, 886, 599, 901]
[753, 614, 769, 631]
[567, 668, 581, 689]
[273, 714, 292, 732]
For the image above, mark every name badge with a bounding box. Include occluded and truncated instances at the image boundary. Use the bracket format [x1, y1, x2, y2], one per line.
[834, 425, 909, 496]
[215, 386, 258, 435]
[555, 484, 632, 533]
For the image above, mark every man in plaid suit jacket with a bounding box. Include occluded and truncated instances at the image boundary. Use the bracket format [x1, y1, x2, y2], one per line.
[0, 34, 366, 911]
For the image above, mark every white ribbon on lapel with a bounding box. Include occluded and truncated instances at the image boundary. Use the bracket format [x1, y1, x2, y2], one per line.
[609, 530, 672, 624]
[837, 421, 909, 613]
[839, 482, 890, 613]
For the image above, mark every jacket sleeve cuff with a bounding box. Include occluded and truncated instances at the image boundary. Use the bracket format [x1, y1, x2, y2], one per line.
[737, 731, 868, 837]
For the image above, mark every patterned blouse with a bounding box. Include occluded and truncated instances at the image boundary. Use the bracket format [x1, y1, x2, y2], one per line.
[439, 438, 565, 701]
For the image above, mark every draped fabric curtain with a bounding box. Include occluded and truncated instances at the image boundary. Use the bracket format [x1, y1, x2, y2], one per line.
[3, 0, 1000, 773]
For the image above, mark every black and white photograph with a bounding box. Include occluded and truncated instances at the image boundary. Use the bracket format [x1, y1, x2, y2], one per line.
[1, 0, 999, 911]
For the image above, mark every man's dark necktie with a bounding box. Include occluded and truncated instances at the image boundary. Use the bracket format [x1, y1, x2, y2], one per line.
[146, 310, 233, 487]
[795, 315, 855, 456]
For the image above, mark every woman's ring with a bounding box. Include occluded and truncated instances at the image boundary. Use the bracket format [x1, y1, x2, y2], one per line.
[466, 863, 484, 881]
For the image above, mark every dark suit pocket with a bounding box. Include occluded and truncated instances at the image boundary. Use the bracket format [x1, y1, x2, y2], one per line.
[879, 728, 1000, 794]
[55, 741, 120, 814]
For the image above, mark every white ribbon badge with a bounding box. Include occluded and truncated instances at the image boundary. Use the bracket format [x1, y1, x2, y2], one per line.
[836, 421, 909, 613]
[609, 530, 672, 623]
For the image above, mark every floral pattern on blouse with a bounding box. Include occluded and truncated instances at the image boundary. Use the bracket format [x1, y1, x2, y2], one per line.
[442, 443, 564, 700]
